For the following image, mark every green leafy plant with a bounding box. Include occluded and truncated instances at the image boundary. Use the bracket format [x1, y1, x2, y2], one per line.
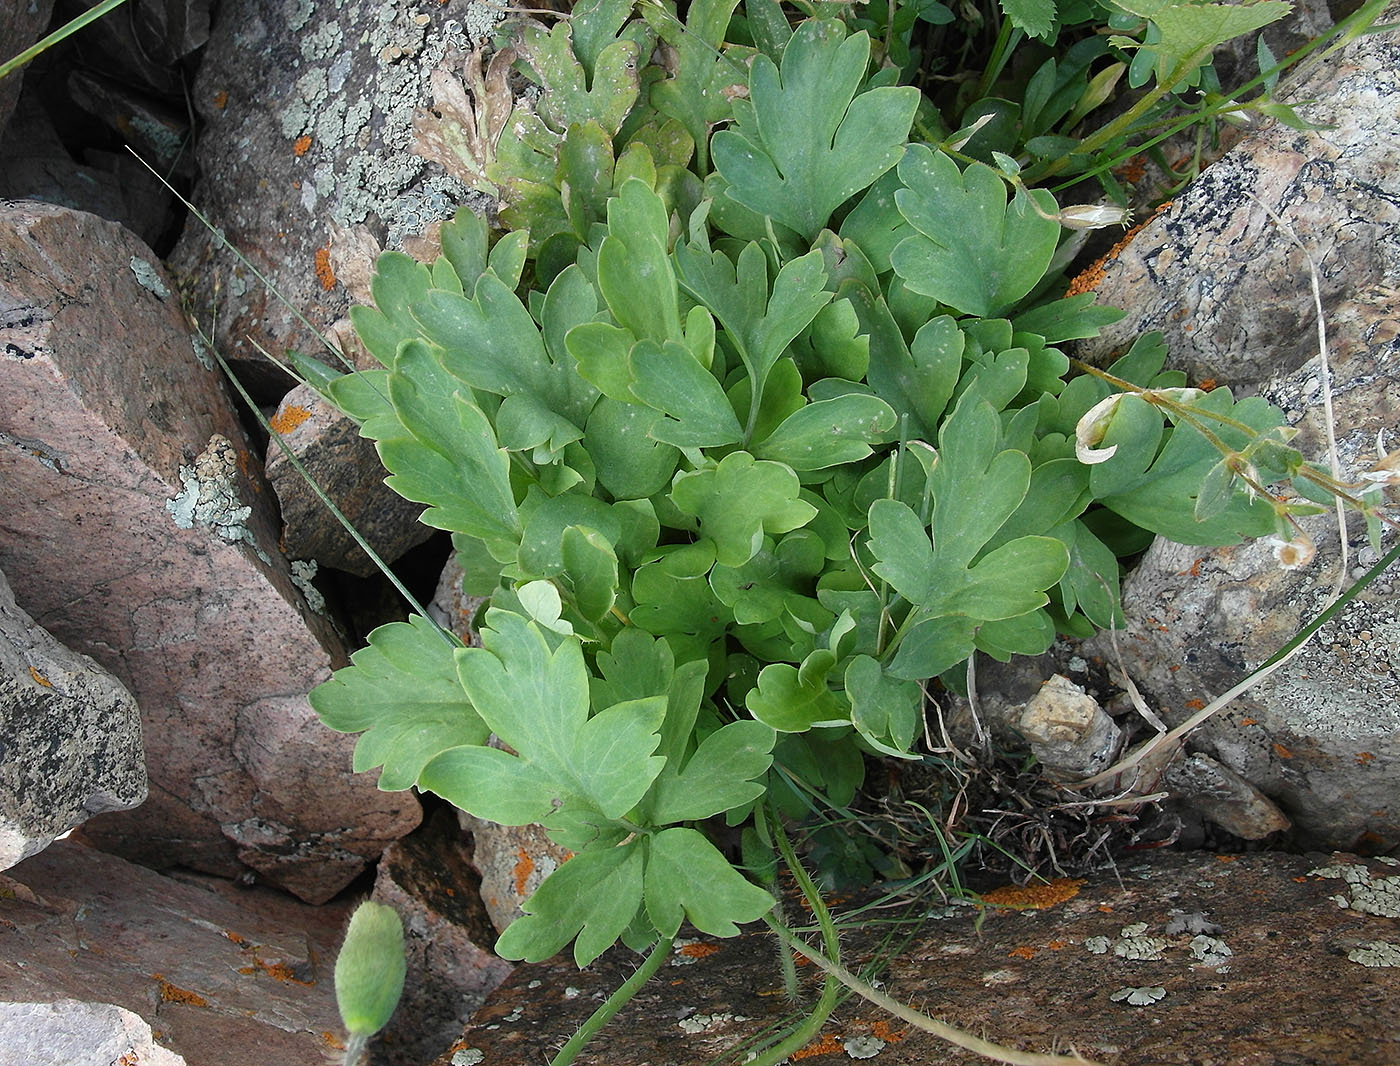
[275, 3, 1391, 1061]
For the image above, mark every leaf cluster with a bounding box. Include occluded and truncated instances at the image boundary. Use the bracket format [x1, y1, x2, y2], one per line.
[302, 4, 1295, 965]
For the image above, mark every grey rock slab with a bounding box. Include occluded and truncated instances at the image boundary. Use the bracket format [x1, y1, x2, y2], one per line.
[1076, 2, 1400, 390]
[266, 383, 433, 577]
[1071, 6, 1400, 852]
[371, 808, 514, 1066]
[436, 850, 1400, 1066]
[0, 1000, 187, 1066]
[0, 839, 349, 1066]
[1165, 752, 1292, 841]
[166, 0, 501, 397]
[0, 566, 146, 870]
[0, 202, 419, 902]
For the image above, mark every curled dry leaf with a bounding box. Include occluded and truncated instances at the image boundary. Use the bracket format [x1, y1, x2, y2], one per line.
[411, 46, 517, 196]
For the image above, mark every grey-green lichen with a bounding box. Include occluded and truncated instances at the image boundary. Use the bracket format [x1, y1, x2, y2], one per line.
[275, 0, 504, 244]
[1347, 940, 1400, 967]
[166, 435, 271, 564]
[449, 1051, 484, 1066]
[129, 256, 170, 300]
[1113, 923, 1169, 961]
[290, 559, 327, 614]
[1110, 986, 1167, 1006]
[843, 1035, 886, 1059]
[1309, 861, 1400, 918]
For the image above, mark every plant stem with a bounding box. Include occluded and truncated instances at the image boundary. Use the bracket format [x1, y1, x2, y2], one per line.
[547, 936, 676, 1066]
[745, 817, 842, 1066]
[0, 0, 133, 81]
[763, 920, 1102, 1066]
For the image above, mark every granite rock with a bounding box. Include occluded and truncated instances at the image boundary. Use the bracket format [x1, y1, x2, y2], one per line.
[0, 839, 352, 1066]
[437, 850, 1400, 1066]
[266, 383, 434, 577]
[0, 1000, 186, 1066]
[371, 808, 514, 1066]
[1072, 4, 1400, 851]
[166, 0, 501, 398]
[0, 566, 146, 870]
[0, 202, 419, 901]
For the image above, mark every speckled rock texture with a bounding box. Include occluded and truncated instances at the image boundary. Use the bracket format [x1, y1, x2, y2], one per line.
[371, 808, 514, 1066]
[1073, 5, 1400, 852]
[0, 0, 55, 133]
[0, 566, 146, 870]
[167, 0, 501, 398]
[0, 999, 186, 1066]
[0, 202, 420, 901]
[266, 383, 434, 576]
[437, 850, 1400, 1066]
[0, 839, 350, 1066]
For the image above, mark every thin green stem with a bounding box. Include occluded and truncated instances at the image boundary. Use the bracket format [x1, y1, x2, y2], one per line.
[745, 817, 842, 1066]
[0, 0, 134, 80]
[202, 331, 457, 645]
[547, 936, 676, 1066]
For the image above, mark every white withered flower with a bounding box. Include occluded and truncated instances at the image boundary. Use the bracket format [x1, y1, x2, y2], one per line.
[1056, 203, 1133, 230]
[1267, 533, 1316, 570]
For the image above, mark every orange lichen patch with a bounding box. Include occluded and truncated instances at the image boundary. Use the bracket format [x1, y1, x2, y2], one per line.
[513, 848, 535, 897]
[293, 134, 313, 156]
[678, 942, 722, 959]
[1184, 698, 1205, 711]
[28, 666, 51, 688]
[870, 1019, 905, 1043]
[1097, 904, 1114, 913]
[251, 958, 313, 985]
[1064, 201, 1172, 297]
[1197, 378, 1218, 391]
[1216, 854, 1238, 863]
[1241, 717, 1259, 726]
[979, 877, 1085, 910]
[792, 1033, 844, 1059]
[1047, 940, 1068, 951]
[1113, 155, 1148, 185]
[1356, 751, 1376, 766]
[222, 930, 251, 946]
[1008, 945, 1037, 960]
[213, 90, 228, 110]
[153, 974, 209, 1007]
[269, 403, 313, 435]
[321, 1032, 346, 1051]
[314, 246, 337, 291]
[1272, 742, 1295, 760]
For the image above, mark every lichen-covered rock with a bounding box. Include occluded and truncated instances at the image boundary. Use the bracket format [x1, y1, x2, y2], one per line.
[0, 567, 146, 870]
[266, 383, 433, 576]
[0, 202, 419, 901]
[1073, 6, 1400, 851]
[0, 839, 350, 1066]
[0, 1000, 186, 1066]
[437, 850, 1400, 1066]
[371, 809, 514, 1066]
[167, 0, 502, 397]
